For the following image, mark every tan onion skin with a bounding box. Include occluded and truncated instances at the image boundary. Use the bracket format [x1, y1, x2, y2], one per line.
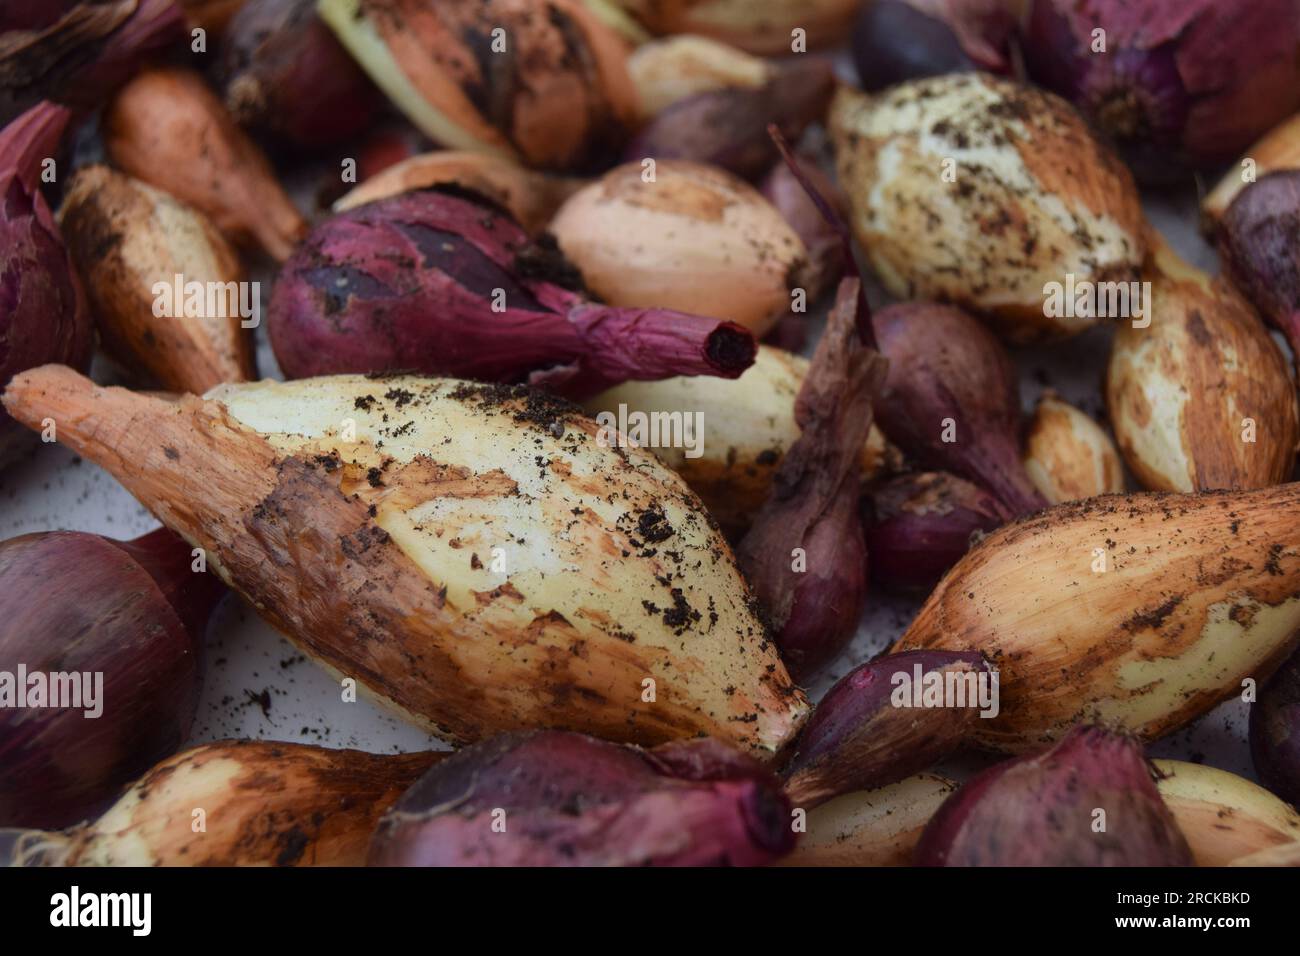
[1, 367, 808, 759]
[333, 151, 584, 234]
[5, 741, 441, 867]
[775, 774, 956, 866]
[59, 165, 255, 394]
[104, 68, 307, 262]
[892, 484, 1300, 752]
[1106, 236, 1299, 493]
[1203, 112, 1300, 227]
[1023, 393, 1124, 504]
[584, 346, 890, 533]
[627, 35, 770, 119]
[550, 160, 809, 336]
[610, 0, 861, 55]
[1154, 760, 1300, 866]
[830, 75, 1145, 343]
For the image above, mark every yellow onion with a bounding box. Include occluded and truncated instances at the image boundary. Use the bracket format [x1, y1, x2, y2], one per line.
[1022, 392, 1124, 504]
[59, 165, 255, 393]
[830, 75, 1145, 343]
[1106, 233, 1298, 493]
[550, 160, 809, 336]
[892, 483, 1300, 752]
[319, 0, 638, 172]
[1153, 760, 1300, 866]
[627, 34, 770, 119]
[333, 151, 584, 234]
[605, 0, 862, 55]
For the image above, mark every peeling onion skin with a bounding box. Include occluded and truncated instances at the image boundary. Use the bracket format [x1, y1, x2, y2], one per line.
[1106, 234, 1298, 493]
[851, 0, 1016, 91]
[1204, 118, 1300, 228]
[864, 472, 1005, 592]
[0, 528, 224, 830]
[369, 732, 795, 867]
[782, 651, 988, 809]
[269, 189, 757, 398]
[915, 726, 1193, 866]
[0, 102, 93, 469]
[2, 741, 441, 866]
[892, 484, 1300, 752]
[1153, 760, 1300, 866]
[830, 75, 1145, 344]
[605, 0, 862, 55]
[1025, 0, 1300, 183]
[1252, 647, 1300, 806]
[871, 301, 1046, 517]
[0, 367, 809, 757]
[550, 160, 809, 337]
[1023, 393, 1124, 505]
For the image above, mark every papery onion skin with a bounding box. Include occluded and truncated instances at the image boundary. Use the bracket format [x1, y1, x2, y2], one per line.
[269, 189, 756, 398]
[1203, 116, 1300, 228]
[1251, 646, 1300, 806]
[218, 0, 380, 147]
[871, 301, 1046, 517]
[0, 528, 224, 829]
[782, 650, 989, 808]
[1023, 393, 1124, 505]
[627, 34, 770, 119]
[864, 471, 1005, 592]
[760, 157, 846, 305]
[915, 725, 1193, 866]
[1024, 0, 1300, 183]
[851, 0, 1016, 91]
[369, 731, 795, 866]
[0, 102, 93, 468]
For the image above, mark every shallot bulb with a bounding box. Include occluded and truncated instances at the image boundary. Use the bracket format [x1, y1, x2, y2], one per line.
[603, 0, 862, 55]
[851, 0, 1016, 91]
[627, 35, 770, 119]
[268, 188, 757, 398]
[1251, 645, 1300, 806]
[1023, 393, 1124, 504]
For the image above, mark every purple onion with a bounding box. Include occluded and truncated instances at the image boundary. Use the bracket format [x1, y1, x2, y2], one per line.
[783, 650, 989, 807]
[218, 0, 381, 147]
[864, 471, 1007, 592]
[0, 101, 93, 468]
[872, 302, 1047, 517]
[624, 57, 835, 182]
[738, 279, 887, 682]
[915, 725, 1194, 866]
[852, 0, 1016, 91]
[1024, 0, 1300, 182]
[1250, 645, 1300, 805]
[368, 731, 795, 867]
[268, 189, 757, 399]
[760, 156, 845, 306]
[0, 528, 225, 829]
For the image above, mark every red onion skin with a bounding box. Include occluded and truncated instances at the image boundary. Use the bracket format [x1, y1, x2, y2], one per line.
[852, 0, 1016, 92]
[0, 529, 224, 829]
[623, 58, 836, 182]
[1219, 171, 1300, 366]
[864, 471, 1006, 592]
[915, 725, 1194, 866]
[783, 650, 988, 807]
[268, 189, 756, 399]
[871, 302, 1046, 518]
[0, 102, 93, 468]
[1025, 0, 1300, 182]
[368, 732, 795, 867]
[1250, 646, 1300, 805]
[219, 0, 380, 147]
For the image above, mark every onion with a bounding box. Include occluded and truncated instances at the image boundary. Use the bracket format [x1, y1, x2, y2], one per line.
[1252, 645, 1300, 806]
[864, 471, 1005, 592]
[0, 528, 224, 829]
[1023, 393, 1124, 504]
[269, 188, 756, 398]
[622, 58, 835, 181]
[0, 0, 185, 126]
[104, 67, 307, 262]
[851, 0, 1016, 91]
[738, 279, 887, 681]
[59, 164, 256, 393]
[915, 726, 1193, 866]
[782, 651, 988, 808]
[369, 731, 795, 866]
[0, 101, 93, 469]
[872, 301, 1047, 517]
[1023, 0, 1300, 183]
[627, 34, 770, 119]
[549, 160, 809, 337]
[760, 156, 846, 305]
[1203, 115, 1300, 227]
[319, 0, 637, 172]
[217, 0, 381, 147]
[604, 0, 861, 55]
